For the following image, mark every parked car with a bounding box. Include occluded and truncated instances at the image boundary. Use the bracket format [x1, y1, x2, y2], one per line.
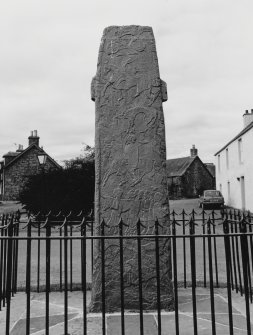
[199, 190, 224, 209]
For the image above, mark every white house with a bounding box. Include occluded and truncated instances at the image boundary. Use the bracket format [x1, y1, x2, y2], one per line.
[215, 110, 253, 212]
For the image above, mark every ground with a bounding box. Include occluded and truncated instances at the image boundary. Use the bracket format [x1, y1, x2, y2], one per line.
[2, 288, 252, 334]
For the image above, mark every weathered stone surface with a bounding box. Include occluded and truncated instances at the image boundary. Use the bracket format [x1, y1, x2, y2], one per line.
[90, 25, 173, 312]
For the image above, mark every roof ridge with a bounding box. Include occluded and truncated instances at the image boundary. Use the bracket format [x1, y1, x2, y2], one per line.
[215, 121, 253, 156]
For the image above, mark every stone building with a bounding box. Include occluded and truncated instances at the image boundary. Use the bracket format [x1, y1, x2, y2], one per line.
[166, 145, 215, 199]
[0, 130, 61, 200]
[215, 110, 253, 211]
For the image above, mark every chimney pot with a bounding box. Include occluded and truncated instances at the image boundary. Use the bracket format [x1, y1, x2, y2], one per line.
[245, 110, 249, 114]
[16, 144, 24, 152]
[28, 130, 40, 146]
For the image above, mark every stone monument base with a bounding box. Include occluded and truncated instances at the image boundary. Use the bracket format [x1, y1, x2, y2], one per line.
[89, 226, 174, 313]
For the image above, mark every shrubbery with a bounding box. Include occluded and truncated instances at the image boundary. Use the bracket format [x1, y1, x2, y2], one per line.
[19, 146, 95, 214]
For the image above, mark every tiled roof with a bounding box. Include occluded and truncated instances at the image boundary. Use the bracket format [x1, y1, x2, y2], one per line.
[166, 156, 195, 177]
[215, 121, 253, 156]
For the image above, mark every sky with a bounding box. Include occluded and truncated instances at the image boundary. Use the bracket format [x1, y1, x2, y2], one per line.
[1, 0, 253, 165]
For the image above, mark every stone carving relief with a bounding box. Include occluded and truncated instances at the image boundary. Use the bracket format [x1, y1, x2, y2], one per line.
[90, 25, 173, 312]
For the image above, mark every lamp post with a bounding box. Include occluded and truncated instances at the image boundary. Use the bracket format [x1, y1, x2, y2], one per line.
[37, 153, 47, 213]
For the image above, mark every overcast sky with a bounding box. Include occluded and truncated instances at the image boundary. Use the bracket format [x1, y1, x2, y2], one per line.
[1, 0, 253, 165]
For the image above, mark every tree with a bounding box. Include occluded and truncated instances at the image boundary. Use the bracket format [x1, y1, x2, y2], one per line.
[19, 146, 95, 214]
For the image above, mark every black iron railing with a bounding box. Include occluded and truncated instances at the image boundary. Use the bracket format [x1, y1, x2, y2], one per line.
[0, 208, 252, 334]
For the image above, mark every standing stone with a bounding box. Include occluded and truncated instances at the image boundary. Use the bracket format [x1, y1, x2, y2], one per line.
[90, 25, 173, 312]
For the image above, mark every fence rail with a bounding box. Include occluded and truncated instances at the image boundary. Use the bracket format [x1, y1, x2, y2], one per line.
[0, 208, 252, 334]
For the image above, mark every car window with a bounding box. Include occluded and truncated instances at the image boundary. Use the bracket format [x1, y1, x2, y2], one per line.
[204, 190, 221, 197]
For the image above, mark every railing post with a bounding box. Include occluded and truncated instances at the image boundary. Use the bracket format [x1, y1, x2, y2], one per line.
[239, 219, 251, 335]
[64, 218, 69, 335]
[101, 219, 106, 335]
[13, 216, 20, 294]
[81, 218, 87, 335]
[5, 215, 14, 335]
[37, 214, 41, 293]
[211, 210, 219, 287]
[91, 212, 94, 275]
[234, 213, 243, 295]
[172, 218, 179, 335]
[70, 223, 73, 292]
[119, 218, 125, 335]
[207, 217, 216, 335]
[181, 209, 187, 288]
[202, 208, 207, 288]
[229, 210, 237, 293]
[137, 219, 144, 335]
[45, 218, 51, 335]
[247, 211, 253, 302]
[59, 224, 63, 292]
[154, 219, 162, 335]
[244, 215, 252, 303]
[26, 217, 32, 335]
[3, 215, 8, 308]
[0, 214, 5, 310]
[189, 216, 198, 335]
[223, 218, 234, 335]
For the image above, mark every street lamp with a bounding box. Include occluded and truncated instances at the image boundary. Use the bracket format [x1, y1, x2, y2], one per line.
[37, 153, 47, 166]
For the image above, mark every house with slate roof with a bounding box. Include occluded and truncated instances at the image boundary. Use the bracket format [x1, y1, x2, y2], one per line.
[215, 110, 253, 211]
[166, 145, 215, 199]
[0, 130, 61, 200]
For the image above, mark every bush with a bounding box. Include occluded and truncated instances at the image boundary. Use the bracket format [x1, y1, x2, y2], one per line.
[19, 146, 95, 215]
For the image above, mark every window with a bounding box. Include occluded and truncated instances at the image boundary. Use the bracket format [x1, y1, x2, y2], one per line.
[204, 190, 222, 197]
[219, 183, 222, 193]
[226, 148, 229, 169]
[238, 139, 243, 164]
[218, 155, 221, 172]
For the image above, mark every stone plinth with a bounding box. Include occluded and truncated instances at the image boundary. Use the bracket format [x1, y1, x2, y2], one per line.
[90, 25, 173, 312]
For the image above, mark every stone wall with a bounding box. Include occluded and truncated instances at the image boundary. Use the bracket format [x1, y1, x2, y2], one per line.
[3, 147, 57, 200]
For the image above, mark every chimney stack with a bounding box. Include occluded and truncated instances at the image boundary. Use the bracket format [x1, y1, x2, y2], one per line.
[243, 109, 253, 128]
[190, 145, 198, 158]
[28, 130, 40, 147]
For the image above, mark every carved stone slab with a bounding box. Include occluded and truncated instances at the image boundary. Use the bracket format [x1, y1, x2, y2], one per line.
[90, 25, 173, 312]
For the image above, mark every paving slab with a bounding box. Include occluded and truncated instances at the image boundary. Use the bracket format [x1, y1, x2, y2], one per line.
[0, 293, 27, 335]
[0, 288, 252, 334]
[161, 313, 247, 335]
[10, 313, 79, 335]
[107, 314, 158, 335]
